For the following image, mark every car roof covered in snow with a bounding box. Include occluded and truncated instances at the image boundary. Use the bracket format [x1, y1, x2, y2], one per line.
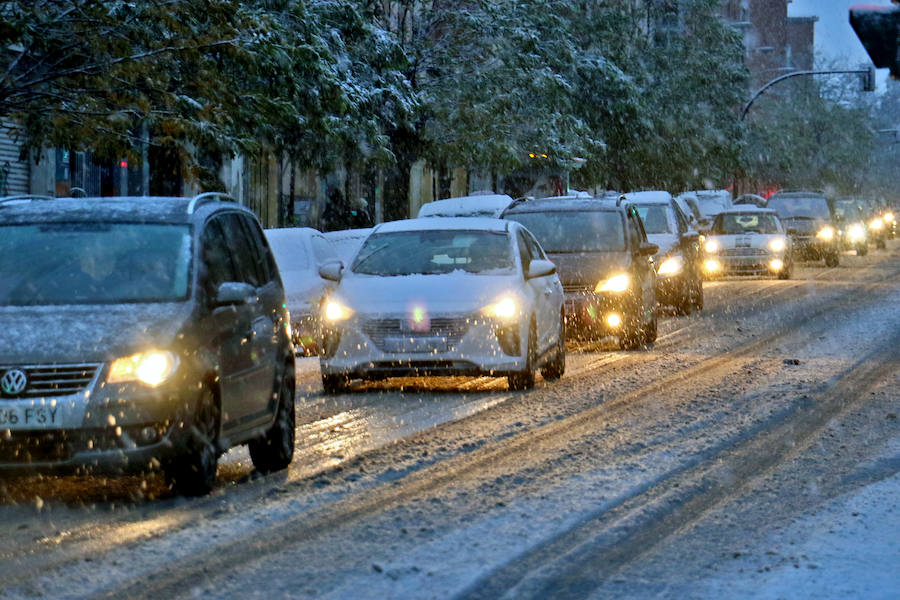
[417, 194, 515, 218]
[502, 196, 622, 215]
[620, 191, 673, 204]
[0, 195, 247, 225]
[374, 217, 511, 234]
[718, 206, 778, 215]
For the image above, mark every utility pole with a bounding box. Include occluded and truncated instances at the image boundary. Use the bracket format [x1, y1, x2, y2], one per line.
[740, 68, 876, 121]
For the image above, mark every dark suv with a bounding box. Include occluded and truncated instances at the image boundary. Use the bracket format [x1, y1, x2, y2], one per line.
[502, 197, 658, 350]
[0, 194, 295, 495]
[767, 191, 841, 267]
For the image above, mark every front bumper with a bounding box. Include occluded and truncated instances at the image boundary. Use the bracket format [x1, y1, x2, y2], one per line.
[320, 314, 527, 379]
[657, 273, 689, 306]
[704, 253, 785, 278]
[792, 236, 838, 260]
[563, 291, 627, 336]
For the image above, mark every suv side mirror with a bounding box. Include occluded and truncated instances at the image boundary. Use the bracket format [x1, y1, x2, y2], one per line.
[318, 261, 344, 282]
[639, 242, 659, 257]
[213, 281, 257, 307]
[526, 259, 556, 279]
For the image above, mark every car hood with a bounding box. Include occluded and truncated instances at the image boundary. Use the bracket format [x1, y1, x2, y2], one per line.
[546, 252, 631, 286]
[779, 216, 829, 234]
[647, 233, 679, 259]
[335, 272, 519, 316]
[0, 303, 193, 364]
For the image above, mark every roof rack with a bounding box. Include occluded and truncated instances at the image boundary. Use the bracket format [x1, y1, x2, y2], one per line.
[0, 194, 55, 207]
[187, 192, 236, 214]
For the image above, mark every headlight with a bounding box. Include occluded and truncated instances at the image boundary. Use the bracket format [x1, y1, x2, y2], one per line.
[323, 299, 353, 322]
[704, 239, 721, 254]
[769, 258, 784, 272]
[816, 226, 836, 241]
[847, 223, 866, 242]
[768, 238, 786, 253]
[108, 350, 179, 387]
[596, 273, 631, 293]
[483, 296, 519, 320]
[703, 259, 721, 273]
[657, 256, 684, 276]
[884, 212, 894, 223]
[869, 218, 884, 231]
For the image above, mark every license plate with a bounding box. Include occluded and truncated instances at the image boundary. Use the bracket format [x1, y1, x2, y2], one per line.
[383, 336, 448, 353]
[0, 406, 59, 429]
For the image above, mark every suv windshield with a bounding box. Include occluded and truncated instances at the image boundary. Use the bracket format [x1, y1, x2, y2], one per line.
[712, 213, 780, 234]
[504, 211, 625, 252]
[635, 204, 674, 234]
[768, 195, 831, 219]
[0, 223, 192, 305]
[352, 230, 514, 276]
[832, 201, 864, 222]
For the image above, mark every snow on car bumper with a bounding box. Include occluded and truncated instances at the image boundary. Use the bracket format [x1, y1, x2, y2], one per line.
[320, 314, 526, 378]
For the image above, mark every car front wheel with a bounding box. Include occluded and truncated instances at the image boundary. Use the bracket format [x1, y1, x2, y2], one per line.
[508, 321, 537, 390]
[166, 386, 219, 497]
[249, 364, 296, 473]
[540, 312, 566, 380]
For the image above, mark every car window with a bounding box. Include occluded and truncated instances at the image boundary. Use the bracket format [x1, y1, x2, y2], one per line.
[516, 230, 534, 270]
[217, 213, 264, 287]
[627, 210, 644, 248]
[524, 230, 547, 261]
[352, 230, 514, 276]
[635, 204, 674, 234]
[673, 203, 689, 233]
[201, 218, 239, 293]
[236, 214, 276, 285]
[504, 211, 626, 252]
[768, 195, 831, 219]
[712, 213, 781, 234]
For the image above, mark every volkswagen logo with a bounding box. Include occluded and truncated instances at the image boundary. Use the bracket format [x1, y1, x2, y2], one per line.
[0, 369, 28, 396]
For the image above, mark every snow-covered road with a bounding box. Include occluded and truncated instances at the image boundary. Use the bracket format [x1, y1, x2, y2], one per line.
[1, 245, 898, 600]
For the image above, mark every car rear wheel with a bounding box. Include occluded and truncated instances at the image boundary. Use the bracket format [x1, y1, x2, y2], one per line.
[166, 386, 219, 497]
[249, 365, 296, 473]
[322, 373, 349, 395]
[508, 321, 536, 390]
[540, 312, 566, 380]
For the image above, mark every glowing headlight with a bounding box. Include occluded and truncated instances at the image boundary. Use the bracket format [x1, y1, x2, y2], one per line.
[108, 350, 179, 387]
[847, 223, 866, 242]
[596, 273, 631, 293]
[605, 313, 622, 328]
[657, 256, 684, 276]
[769, 258, 784, 272]
[869, 218, 884, 231]
[768, 238, 786, 253]
[704, 259, 721, 273]
[484, 296, 519, 320]
[816, 226, 836, 241]
[884, 212, 894, 223]
[704, 239, 721, 254]
[324, 300, 353, 322]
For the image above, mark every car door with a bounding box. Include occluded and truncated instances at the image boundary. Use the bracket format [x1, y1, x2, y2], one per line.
[627, 208, 656, 318]
[673, 201, 701, 282]
[218, 213, 279, 430]
[523, 229, 562, 353]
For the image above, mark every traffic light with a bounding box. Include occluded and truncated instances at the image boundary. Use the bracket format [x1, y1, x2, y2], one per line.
[850, 3, 900, 79]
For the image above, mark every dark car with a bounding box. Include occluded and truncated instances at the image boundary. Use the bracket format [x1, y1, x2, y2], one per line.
[0, 194, 295, 496]
[625, 191, 704, 315]
[831, 198, 870, 256]
[767, 191, 841, 267]
[502, 196, 658, 350]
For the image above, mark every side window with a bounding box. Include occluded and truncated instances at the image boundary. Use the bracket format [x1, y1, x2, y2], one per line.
[217, 213, 263, 287]
[200, 218, 238, 293]
[627, 211, 643, 249]
[516, 230, 533, 271]
[311, 235, 338, 265]
[524, 230, 546, 260]
[673, 203, 689, 234]
[237, 215, 276, 284]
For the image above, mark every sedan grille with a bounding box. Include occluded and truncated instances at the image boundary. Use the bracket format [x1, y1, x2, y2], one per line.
[0, 364, 100, 399]
[361, 317, 470, 353]
[721, 248, 768, 257]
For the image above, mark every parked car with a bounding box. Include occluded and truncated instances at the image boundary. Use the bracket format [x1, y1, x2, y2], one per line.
[417, 193, 516, 218]
[830, 198, 869, 256]
[318, 218, 565, 392]
[324, 227, 373, 265]
[0, 194, 295, 495]
[702, 207, 793, 279]
[502, 196, 658, 350]
[624, 191, 704, 315]
[265, 227, 341, 355]
[767, 191, 840, 267]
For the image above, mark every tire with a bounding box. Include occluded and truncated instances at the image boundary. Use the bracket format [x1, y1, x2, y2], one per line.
[824, 253, 839, 268]
[778, 261, 792, 280]
[692, 279, 704, 310]
[540, 312, 566, 381]
[857, 243, 868, 257]
[618, 310, 644, 351]
[642, 306, 658, 346]
[674, 284, 692, 316]
[249, 365, 296, 474]
[508, 321, 536, 390]
[166, 386, 219, 497]
[322, 373, 349, 395]
[877, 238, 886, 250]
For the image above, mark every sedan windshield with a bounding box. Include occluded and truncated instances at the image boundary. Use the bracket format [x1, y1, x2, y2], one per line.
[768, 196, 831, 219]
[712, 213, 781, 234]
[0, 223, 192, 305]
[504, 211, 625, 252]
[352, 230, 514, 276]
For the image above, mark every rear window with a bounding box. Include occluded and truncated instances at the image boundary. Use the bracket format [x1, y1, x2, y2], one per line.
[504, 211, 625, 252]
[768, 196, 831, 219]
